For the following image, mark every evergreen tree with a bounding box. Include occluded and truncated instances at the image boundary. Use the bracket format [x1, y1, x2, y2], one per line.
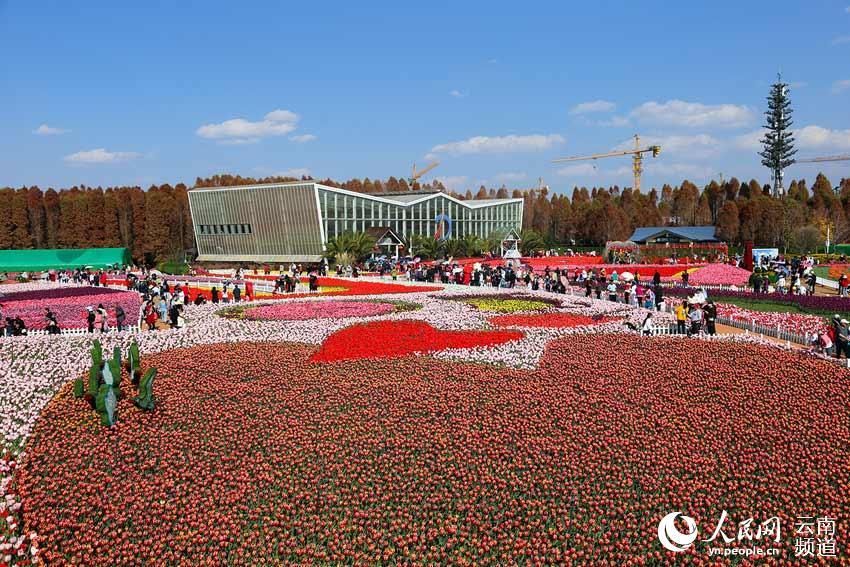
[759, 74, 796, 196]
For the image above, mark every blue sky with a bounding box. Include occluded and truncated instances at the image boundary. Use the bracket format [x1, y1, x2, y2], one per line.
[1, 0, 849, 195]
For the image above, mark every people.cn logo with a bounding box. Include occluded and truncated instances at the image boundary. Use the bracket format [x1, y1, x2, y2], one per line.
[658, 512, 699, 552]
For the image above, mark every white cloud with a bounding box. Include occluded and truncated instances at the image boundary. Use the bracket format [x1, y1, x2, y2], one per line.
[630, 99, 754, 128]
[449, 90, 467, 98]
[569, 100, 616, 115]
[289, 134, 317, 143]
[733, 129, 766, 150]
[833, 35, 850, 45]
[433, 176, 469, 190]
[219, 138, 259, 145]
[832, 79, 850, 94]
[430, 134, 565, 155]
[599, 115, 630, 127]
[34, 124, 68, 135]
[556, 163, 599, 177]
[796, 125, 850, 150]
[274, 168, 312, 178]
[492, 172, 527, 183]
[846, 5, 850, 12]
[63, 148, 140, 164]
[196, 109, 300, 142]
[733, 126, 850, 151]
[789, 81, 808, 89]
[615, 133, 721, 159]
[644, 162, 715, 179]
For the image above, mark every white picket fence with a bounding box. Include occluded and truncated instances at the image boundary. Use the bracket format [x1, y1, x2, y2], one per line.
[8, 324, 141, 338]
[817, 276, 840, 291]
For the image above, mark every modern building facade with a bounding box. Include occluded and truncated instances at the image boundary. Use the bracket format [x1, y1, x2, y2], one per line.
[628, 226, 720, 244]
[188, 181, 523, 263]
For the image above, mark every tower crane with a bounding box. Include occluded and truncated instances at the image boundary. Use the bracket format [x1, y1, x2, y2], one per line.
[551, 134, 661, 193]
[408, 161, 439, 186]
[794, 154, 850, 164]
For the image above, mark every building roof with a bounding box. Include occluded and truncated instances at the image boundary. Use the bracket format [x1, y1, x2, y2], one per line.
[0, 247, 131, 272]
[629, 226, 719, 243]
[364, 226, 403, 244]
[190, 181, 522, 209]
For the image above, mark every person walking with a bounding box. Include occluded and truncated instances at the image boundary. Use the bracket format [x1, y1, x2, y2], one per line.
[97, 304, 109, 332]
[674, 301, 687, 335]
[703, 299, 717, 336]
[211, 286, 220, 304]
[688, 304, 703, 337]
[45, 308, 60, 335]
[606, 280, 618, 302]
[654, 285, 664, 312]
[838, 319, 850, 359]
[86, 306, 96, 333]
[832, 315, 844, 359]
[115, 306, 127, 332]
[233, 285, 241, 303]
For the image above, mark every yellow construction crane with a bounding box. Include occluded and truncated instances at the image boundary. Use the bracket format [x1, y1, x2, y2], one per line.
[408, 161, 439, 186]
[795, 154, 850, 164]
[551, 134, 661, 193]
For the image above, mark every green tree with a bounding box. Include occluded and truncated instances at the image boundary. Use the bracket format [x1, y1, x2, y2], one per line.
[444, 238, 465, 258]
[412, 235, 443, 260]
[791, 225, 822, 254]
[760, 74, 796, 196]
[461, 233, 483, 257]
[325, 232, 376, 263]
[519, 229, 545, 256]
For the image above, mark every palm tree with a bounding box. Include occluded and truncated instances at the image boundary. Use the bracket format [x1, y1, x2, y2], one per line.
[325, 232, 376, 263]
[461, 234, 483, 257]
[412, 235, 444, 260]
[444, 238, 465, 259]
[519, 229, 545, 256]
[484, 235, 502, 256]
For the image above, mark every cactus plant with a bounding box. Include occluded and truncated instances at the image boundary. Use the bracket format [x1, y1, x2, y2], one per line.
[133, 368, 157, 411]
[86, 363, 101, 406]
[128, 340, 141, 385]
[108, 346, 122, 389]
[95, 384, 117, 426]
[91, 340, 103, 368]
[73, 378, 85, 398]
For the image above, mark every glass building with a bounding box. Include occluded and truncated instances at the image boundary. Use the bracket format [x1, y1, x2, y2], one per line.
[188, 181, 523, 263]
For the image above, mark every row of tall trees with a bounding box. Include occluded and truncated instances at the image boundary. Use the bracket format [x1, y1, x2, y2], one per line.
[2, 172, 848, 263]
[0, 184, 193, 265]
[516, 174, 850, 252]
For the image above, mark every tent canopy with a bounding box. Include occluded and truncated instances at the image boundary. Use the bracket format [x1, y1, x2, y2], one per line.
[0, 248, 131, 272]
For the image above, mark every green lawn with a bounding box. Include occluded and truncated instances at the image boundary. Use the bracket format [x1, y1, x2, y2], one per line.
[721, 297, 837, 317]
[813, 266, 834, 282]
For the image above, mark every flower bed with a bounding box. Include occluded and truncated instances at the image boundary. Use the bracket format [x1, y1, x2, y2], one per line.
[244, 300, 401, 321]
[526, 262, 701, 278]
[0, 285, 140, 330]
[687, 263, 752, 286]
[448, 295, 559, 314]
[311, 320, 524, 362]
[16, 337, 850, 564]
[716, 303, 829, 337]
[664, 287, 850, 315]
[489, 312, 614, 329]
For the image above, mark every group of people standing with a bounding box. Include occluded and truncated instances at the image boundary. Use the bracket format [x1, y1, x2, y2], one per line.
[141, 279, 186, 331]
[673, 299, 718, 336]
[85, 304, 128, 333]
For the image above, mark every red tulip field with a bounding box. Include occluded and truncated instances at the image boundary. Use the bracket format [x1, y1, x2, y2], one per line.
[2, 281, 849, 564]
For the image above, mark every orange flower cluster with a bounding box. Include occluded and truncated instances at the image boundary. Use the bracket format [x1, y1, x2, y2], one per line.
[17, 336, 850, 564]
